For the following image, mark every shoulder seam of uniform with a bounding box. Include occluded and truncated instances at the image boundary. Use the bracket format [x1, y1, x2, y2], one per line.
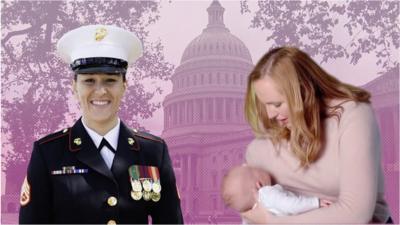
[134, 132, 163, 144]
[38, 131, 69, 145]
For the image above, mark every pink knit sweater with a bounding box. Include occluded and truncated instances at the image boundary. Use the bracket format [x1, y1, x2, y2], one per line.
[246, 101, 390, 223]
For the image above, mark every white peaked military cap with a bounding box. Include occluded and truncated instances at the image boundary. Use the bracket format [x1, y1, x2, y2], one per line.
[57, 24, 143, 74]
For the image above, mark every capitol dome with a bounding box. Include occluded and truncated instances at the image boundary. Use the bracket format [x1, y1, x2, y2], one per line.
[180, 1, 252, 64]
[162, 0, 254, 138]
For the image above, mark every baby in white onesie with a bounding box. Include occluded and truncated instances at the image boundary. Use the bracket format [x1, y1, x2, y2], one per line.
[221, 165, 331, 216]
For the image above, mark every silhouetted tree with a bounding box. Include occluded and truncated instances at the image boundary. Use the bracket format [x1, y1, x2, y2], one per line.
[240, 0, 399, 72]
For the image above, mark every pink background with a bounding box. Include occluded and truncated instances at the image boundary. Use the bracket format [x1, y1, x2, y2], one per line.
[1, 1, 398, 223]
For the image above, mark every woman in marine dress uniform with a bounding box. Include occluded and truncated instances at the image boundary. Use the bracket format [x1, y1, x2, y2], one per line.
[19, 25, 183, 224]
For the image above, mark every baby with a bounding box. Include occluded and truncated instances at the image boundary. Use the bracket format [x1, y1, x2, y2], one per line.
[221, 165, 331, 216]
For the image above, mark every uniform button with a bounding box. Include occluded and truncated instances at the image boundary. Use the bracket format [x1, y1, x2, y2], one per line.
[107, 219, 117, 225]
[107, 196, 118, 206]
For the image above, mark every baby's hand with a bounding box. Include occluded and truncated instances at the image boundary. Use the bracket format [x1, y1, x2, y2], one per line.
[319, 199, 333, 207]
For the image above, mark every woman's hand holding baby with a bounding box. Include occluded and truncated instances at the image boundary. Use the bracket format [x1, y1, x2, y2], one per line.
[319, 199, 333, 208]
[241, 202, 274, 224]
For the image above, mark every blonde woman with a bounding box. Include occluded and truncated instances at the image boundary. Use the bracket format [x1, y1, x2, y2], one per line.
[241, 47, 392, 223]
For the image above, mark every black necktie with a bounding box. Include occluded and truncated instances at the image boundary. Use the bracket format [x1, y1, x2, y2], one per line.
[98, 138, 116, 153]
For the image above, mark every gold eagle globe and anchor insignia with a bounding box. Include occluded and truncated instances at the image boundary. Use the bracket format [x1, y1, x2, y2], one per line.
[128, 137, 135, 145]
[73, 137, 82, 146]
[95, 27, 108, 41]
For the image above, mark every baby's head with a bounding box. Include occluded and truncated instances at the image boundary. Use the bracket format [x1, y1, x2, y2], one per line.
[221, 165, 272, 212]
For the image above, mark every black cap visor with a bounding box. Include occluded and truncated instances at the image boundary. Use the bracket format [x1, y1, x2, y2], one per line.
[71, 57, 128, 75]
[74, 65, 126, 74]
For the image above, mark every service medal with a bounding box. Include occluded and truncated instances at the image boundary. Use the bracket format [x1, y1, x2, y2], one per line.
[143, 191, 151, 201]
[152, 181, 161, 193]
[129, 165, 142, 193]
[131, 191, 142, 201]
[131, 179, 142, 192]
[142, 179, 152, 192]
[151, 192, 161, 202]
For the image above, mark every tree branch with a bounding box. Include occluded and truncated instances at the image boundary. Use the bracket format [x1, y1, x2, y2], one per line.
[2, 25, 40, 44]
[1, 24, 42, 61]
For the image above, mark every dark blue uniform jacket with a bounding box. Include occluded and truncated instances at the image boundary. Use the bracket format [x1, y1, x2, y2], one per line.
[19, 119, 183, 224]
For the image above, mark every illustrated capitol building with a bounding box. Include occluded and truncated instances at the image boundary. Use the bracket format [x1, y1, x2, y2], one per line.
[161, 0, 253, 222]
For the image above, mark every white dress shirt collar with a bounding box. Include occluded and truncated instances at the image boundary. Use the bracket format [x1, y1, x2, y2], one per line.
[81, 118, 120, 151]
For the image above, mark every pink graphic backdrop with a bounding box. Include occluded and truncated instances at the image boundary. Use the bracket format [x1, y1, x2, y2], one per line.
[1, 1, 398, 224]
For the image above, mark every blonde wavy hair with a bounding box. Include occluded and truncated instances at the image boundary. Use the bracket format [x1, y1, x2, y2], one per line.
[245, 47, 371, 167]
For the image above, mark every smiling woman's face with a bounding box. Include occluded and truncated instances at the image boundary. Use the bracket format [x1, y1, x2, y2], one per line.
[253, 75, 291, 128]
[73, 73, 126, 127]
